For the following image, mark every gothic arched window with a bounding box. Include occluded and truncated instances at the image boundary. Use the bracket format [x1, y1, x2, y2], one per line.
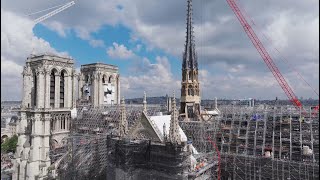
[181, 86, 186, 96]
[108, 76, 112, 83]
[50, 69, 57, 108]
[102, 75, 106, 84]
[188, 85, 193, 95]
[60, 71, 66, 108]
[33, 72, 37, 107]
[85, 75, 89, 83]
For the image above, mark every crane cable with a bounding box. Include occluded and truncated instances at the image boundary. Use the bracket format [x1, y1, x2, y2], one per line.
[235, 0, 319, 97]
[25, 2, 66, 16]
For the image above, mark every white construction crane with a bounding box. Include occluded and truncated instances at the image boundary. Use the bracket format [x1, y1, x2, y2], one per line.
[27, 1, 75, 56]
[28, 1, 76, 24]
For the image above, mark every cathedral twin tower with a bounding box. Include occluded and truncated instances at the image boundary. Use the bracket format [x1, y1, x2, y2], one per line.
[14, 55, 120, 179]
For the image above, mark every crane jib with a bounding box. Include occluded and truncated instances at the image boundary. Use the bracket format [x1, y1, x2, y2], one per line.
[226, 0, 304, 110]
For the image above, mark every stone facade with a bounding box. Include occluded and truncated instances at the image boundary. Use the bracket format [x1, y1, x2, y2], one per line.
[78, 63, 120, 106]
[13, 54, 121, 179]
[14, 54, 76, 180]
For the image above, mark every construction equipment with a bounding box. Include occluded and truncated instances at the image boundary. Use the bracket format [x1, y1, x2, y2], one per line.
[29, 1, 76, 24]
[208, 136, 221, 180]
[27, 1, 75, 55]
[225, 0, 319, 115]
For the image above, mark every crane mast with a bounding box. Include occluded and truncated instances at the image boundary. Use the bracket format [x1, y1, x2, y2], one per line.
[225, 0, 302, 108]
[34, 1, 75, 24]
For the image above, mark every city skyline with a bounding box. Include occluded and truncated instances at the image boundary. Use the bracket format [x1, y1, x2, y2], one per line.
[1, 0, 319, 101]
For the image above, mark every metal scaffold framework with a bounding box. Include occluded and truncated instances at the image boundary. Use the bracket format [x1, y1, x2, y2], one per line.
[216, 106, 319, 179]
[180, 105, 319, 180]
[47, 102, 319, 180]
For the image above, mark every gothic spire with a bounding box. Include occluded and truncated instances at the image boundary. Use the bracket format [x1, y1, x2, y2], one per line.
[183, 0, 198, 70]
[143, 91, 147, 112]
[169, 91, 181, 144]
[119, 97, 128, 137]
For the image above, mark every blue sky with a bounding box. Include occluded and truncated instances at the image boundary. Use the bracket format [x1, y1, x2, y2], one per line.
[33, 23, 182, 78]
[1, 0, 319, 100]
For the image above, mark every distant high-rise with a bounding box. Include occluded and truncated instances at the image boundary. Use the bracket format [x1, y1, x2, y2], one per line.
[180, 0, 200, 119]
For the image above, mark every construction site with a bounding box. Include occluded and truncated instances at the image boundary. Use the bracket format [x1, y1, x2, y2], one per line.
[7, 0, 318, 180]
[50, 0, 318, 178]
[45, 101, 319, 180]
[49, 102, 219, 180]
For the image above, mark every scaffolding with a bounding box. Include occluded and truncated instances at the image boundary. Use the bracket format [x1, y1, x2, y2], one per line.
[50, 103, 318, 179]
[180, 105, 319, 180]
[50, 104, 218, 180]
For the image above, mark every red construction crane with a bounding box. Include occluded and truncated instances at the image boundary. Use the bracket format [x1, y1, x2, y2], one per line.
[225, 0, 303, 108]
[207, 136, 221, 180]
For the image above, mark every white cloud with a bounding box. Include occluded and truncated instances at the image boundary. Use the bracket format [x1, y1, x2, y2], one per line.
[74, 27, 105, 48]
[1, 9, 56, 62]
[1, 57, 23, 76]
[1, 0, 318, 100]
[45, 20, 68, 37]
[107, 42, 135, 59]
[121, 56, 180, 98]
[1, 8, 66, 100]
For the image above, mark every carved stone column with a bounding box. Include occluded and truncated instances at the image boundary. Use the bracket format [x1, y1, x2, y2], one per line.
[77, 74, 82, 100]
[92, 73, 98, 106]
[37, 69, 45, 109]
[66, 73, 72, 108]
[99, 73, 104, 105]
[22, 65, 32, 109]
[72, 70, 77, 108]
[45, 70, 51, 109]
[60, 74, 70, 108]
[117, 75, 120, 104]
[63, 74, 69, 108]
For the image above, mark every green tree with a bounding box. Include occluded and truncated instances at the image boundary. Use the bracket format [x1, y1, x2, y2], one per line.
[1, 135, 18, 153]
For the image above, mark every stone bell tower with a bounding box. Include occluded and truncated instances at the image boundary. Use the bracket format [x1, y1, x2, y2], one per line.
[78, 63, 120, 106]
[14, 54, 76, 180]
[180, 0, 201, 120]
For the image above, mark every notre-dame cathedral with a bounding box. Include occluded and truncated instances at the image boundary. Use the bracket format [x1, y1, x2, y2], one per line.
[13, 54, 120, 179]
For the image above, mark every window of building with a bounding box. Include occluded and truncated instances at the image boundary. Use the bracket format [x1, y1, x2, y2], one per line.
[181, 85, 186, 96]
[188, 85, 193, 95]
[85, 75, 88, 83]
[187, 106, 194, 118]
[60, 71, 65, 108]
[50, 70, 55, 107]
[108, 76, 112, 83]
[33, 73, 37, 107]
